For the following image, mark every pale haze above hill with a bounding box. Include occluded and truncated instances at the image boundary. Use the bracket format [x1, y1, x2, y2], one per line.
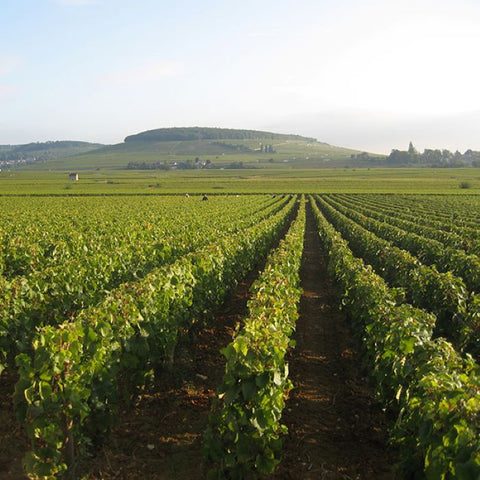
[1, 0, 479, 154]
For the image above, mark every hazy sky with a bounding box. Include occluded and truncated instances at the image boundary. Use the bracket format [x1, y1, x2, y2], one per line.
[1, 0, 479, 153]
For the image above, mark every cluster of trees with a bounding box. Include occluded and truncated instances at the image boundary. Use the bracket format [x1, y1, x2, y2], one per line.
[124, 127, 316, 143]
[126, 158, 212, 170]
[258, 144, 276, 153]
[351, 143, 480, 167]
[126, 161, 170, 170]
[387, 142, 480, 167]
[210, 142, 253, 152]
[126, 159, 257, 170]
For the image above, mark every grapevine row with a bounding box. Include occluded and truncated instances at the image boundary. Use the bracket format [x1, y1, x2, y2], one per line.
[310, 196, 480, 479]
[0, 196, 282, 279]
[0, 196, 289, 374]
[14, 197, 298, 478]
[314, 195, 479, 358]
[204, 198, 305, 477]
[331, 193, 479, 254]
[342, 193, 480, 230]
[320, 194, 480, 293]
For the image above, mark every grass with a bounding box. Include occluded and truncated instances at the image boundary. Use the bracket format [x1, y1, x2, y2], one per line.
[1, 168, 480, 195]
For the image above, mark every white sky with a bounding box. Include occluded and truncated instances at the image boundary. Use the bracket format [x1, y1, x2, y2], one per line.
[1, 0, 479, 153]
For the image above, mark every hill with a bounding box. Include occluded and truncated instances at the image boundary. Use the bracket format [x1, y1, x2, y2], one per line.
[124, 127, 317, 143]
[0, 141, 105, 168]
[23, 127, 370, 170]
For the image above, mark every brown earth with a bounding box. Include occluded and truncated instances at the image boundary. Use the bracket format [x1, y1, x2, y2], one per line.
[0, 202, 400, 479]
[0, 372, 28, 479]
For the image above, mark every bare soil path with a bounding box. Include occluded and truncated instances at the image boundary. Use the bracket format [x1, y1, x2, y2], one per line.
[274, 201, 399, 479]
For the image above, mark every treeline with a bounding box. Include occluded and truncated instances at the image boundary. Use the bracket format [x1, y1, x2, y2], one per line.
[210, 142, 253, 152]
[127, 158, 212, 170]
[351, 143, 480, 167]
[126, 161, 171, 170]
[211, 142, 275, 153]
[124, 127, 317, 143]
[258, 144, 276, 153]
[387, 143, 480, 167]
[126, 159, 255, 170]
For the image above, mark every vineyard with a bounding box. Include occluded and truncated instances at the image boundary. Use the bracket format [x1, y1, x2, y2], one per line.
[0, 193, 479, 479]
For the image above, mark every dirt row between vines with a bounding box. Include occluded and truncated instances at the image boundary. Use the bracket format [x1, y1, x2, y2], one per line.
[273, 203, 399, 479]
[1, 203, 399, 479]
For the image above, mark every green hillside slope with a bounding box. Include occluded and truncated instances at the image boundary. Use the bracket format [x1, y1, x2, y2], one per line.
[0, 141, 105, 167]
[24, 127, 368, 170]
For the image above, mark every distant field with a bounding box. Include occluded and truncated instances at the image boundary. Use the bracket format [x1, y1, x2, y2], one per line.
[0, 167, 479, 194]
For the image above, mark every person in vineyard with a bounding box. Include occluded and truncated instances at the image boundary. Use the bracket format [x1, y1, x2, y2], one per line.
[202, 193, 208, 201]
